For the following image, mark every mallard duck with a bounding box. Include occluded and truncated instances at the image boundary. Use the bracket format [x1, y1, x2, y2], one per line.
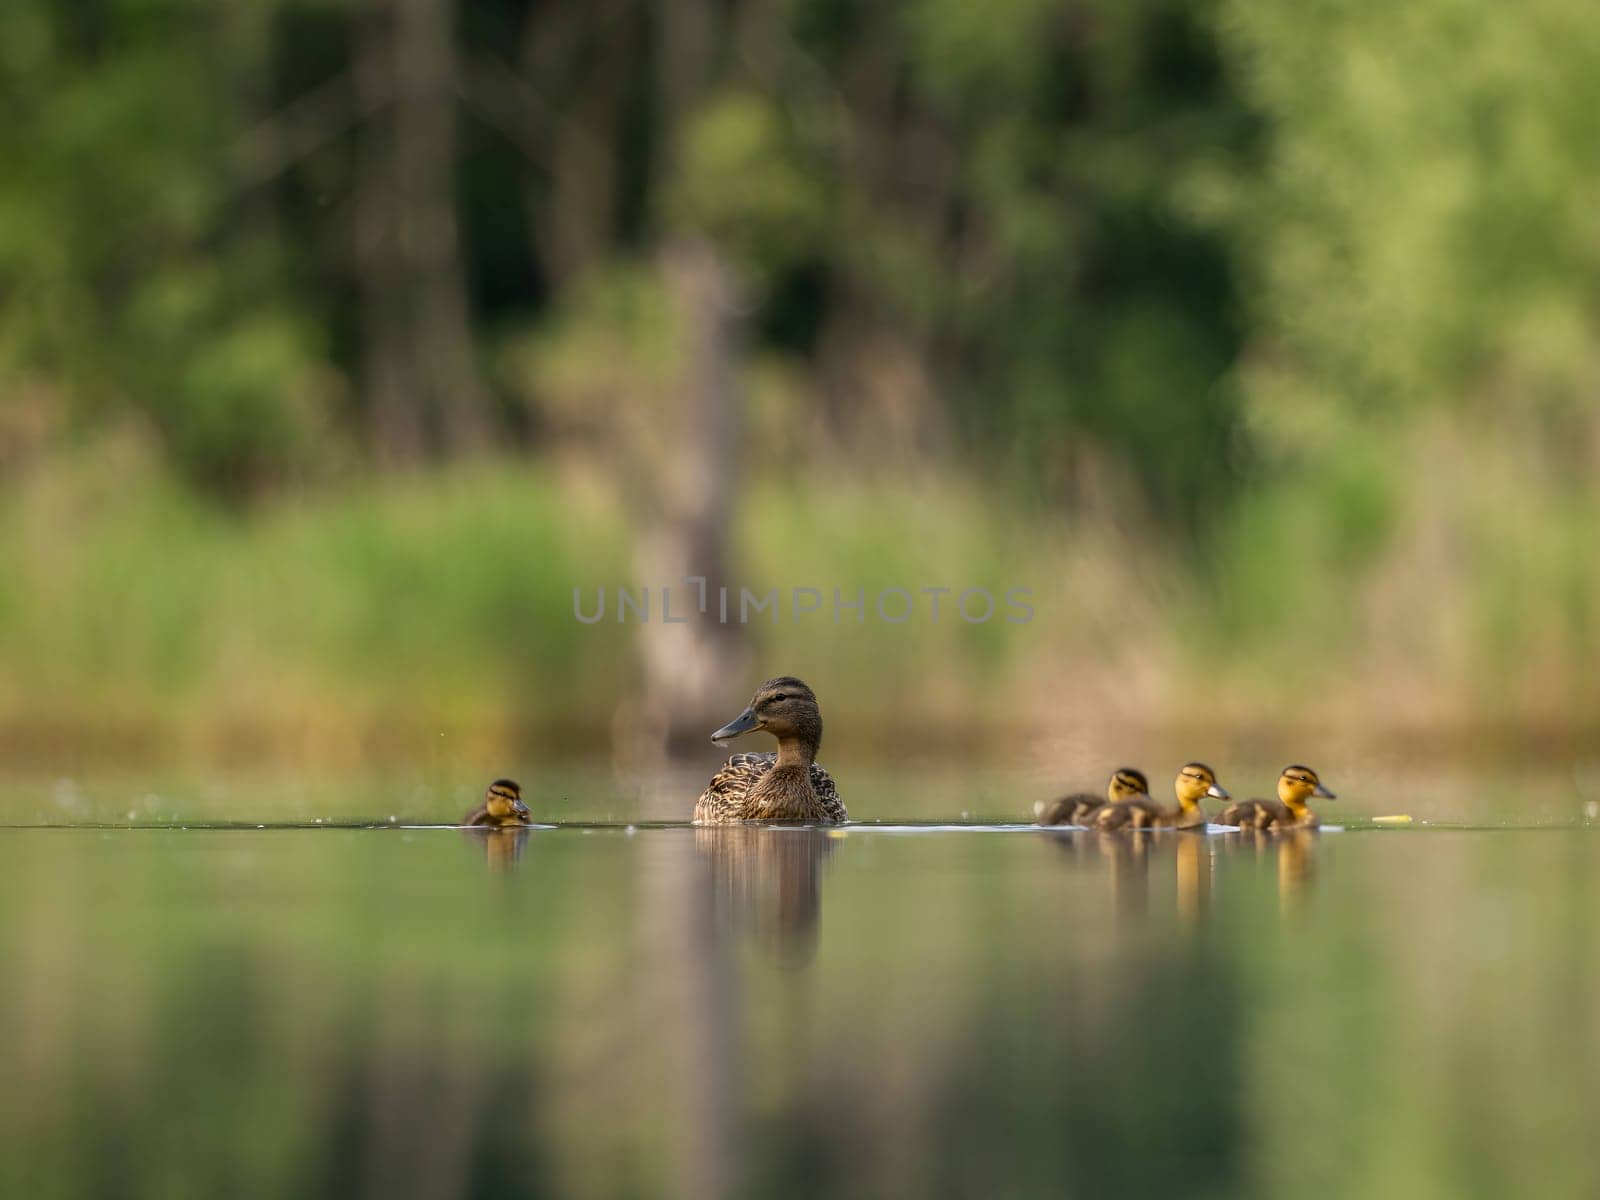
[1035, 767, 1149, 826]
[1094, 762, 1230, 830]
[1217, 765, 1335, 830]
[461, 778, 532, 827]
[693, 677, 847, 824]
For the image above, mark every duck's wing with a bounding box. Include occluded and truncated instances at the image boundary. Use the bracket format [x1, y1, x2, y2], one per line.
[1215, 799, 1251, 825]
[694, 754, 775, 824]
[1094, 796, 1164, 830]
[809, 762, 847, 823]
[1216, 798, 1286, 829]
[1035, 793, 1101, 826]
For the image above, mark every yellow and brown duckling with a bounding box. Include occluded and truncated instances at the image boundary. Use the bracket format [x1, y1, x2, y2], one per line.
[1217, 765, 1334, 830]
[1035, 767, 1150, 826]
[462, 778, 532, 827]
[1094, 762, 1230, 830]
[694, 676, 847, 824]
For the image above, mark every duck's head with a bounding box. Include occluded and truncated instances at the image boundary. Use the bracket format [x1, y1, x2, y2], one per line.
[483, 778, 531, 825]
[711, 677, 822, 749]
[1106, 767, 1149, 803]
[1278, 765, 1334, 810]
[1175, 762, 1229, 808]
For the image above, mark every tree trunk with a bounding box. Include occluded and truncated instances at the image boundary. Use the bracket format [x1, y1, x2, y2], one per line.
[354, 0, 490, 464]
[618, 239, 749, 762]
[517, 0, 630, 290]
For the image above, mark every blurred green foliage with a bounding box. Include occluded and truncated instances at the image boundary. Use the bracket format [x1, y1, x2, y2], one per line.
[0, 450, 631, 736]
[2, 0, 1599, 741]
[0, 2, 332, 494]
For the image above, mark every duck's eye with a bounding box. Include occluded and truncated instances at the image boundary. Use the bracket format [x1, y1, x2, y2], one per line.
[771, 693, 787, 702]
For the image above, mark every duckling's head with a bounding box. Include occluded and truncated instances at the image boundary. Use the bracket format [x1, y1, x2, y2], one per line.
[1278, 765, 1334, 809]
[711, 677, 823, 750]
[483, 778, 531, 824]
[1106, 767, 1149, 803]
[1175, 762, 1230, 807]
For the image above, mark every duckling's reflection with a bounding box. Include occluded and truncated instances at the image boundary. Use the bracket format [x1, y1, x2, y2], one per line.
[462, 825, 531, 873]
[1095, 831, 1152, 919]
[1215, 826, 1319, 914]
[1275, 828, 1317, 913]
[1044, 829, 1215, 922]
[694, 826, 836, 967]
[1174, 834, 1211, 922]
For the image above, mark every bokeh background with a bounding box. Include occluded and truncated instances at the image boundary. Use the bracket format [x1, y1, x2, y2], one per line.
[8, 8, 1600, 1199]
[3, 0, 1599, 790]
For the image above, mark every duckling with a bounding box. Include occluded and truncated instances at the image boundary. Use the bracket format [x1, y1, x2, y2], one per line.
[693, 677, 847, 824]
[1035, 768, 1149, 826]
[1216, 765, 1335, 830]
[1095, 762, 1230, 830]
[461, 778, 532, 827]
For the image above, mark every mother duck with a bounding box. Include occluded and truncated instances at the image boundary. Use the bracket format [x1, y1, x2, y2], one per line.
[694, 677, 847, 824]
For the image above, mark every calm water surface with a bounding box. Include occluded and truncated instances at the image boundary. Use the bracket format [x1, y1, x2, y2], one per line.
[3, 766, 1600, 1198]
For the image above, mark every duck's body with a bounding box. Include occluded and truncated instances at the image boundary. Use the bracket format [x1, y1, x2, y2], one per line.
[462, 778, 532, 827]
[1217, 765, 1334, 831]
[694, 677, 847, 824]
[1094, 796, 1207, 830]
[1035, 792, 1107, 826]
[695, 752, 846, 824]
[1035, 768, 1149, 827]
[1095, 762, 1229, 831]
[1219, 798, 1310, 830]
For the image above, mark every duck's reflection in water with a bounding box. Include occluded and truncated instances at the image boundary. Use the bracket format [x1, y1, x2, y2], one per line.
[1214, 826, 1319, 915]
[1274, 828, 1317, 914]
[1045, 829, 1200, 921]
[1175, 834, 1211, 922]
[1043, 825, 1318, 921]
[462, 825, 532, 873]
[695, 825, 836, 968]
[1095, 830, 1152, 919]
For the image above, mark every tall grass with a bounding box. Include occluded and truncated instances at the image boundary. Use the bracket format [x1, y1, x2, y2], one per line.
[0, 443, 632, 761]
[2, 417, 1598, 770]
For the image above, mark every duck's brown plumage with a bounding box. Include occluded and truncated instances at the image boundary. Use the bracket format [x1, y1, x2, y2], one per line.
[1217, 798, 1298, 830]
[696, 752, 846, 824]
[1035, 768, 1149, 827]
[694, 677, 847, 824]
[1217, 765, 1334, 831]
[1035, 791, 1105, 826]
[1095, 794, 1192, 830]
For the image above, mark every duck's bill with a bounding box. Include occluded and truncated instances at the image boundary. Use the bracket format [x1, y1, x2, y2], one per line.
[514, 801, 531, 817]
[710, 707, 760, 743]
[1207, 783, 1231, 800]
[1314, 784, 1337, 799]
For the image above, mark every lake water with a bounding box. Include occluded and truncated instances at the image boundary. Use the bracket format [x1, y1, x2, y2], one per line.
[3, 765, 1600, 1198]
